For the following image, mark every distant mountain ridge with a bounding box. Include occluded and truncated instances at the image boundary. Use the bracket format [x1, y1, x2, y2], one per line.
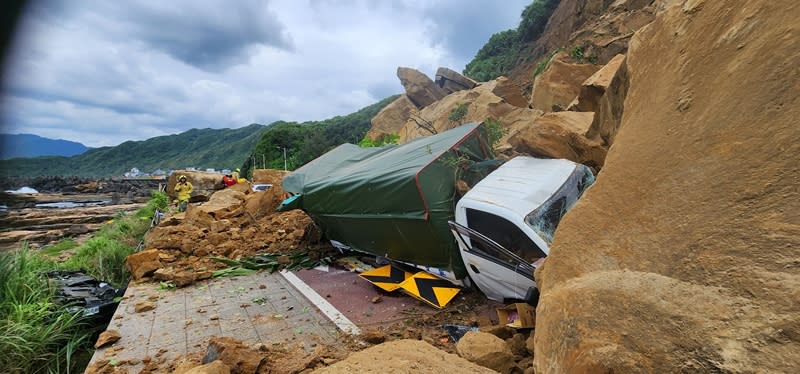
[1, 133, 89, 159]
[0, 124, 267, 178]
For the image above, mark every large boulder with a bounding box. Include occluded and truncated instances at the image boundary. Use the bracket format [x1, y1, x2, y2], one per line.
[586, 54, 629, 146]
[456, 331, 516, 373]
[251, 169, 288, 185]
[365, 94, 417, 141]
[508, 111, 607, 170]
[185, 189, 247, 226]
[167, 170, 224, 202]
[530, 52, 600, 112]
[396, 78, 543, 147]
[125, 248, 163, 280]
[567, 53, 626, 113]
[397, 67, 447, 108]
[491, 76, 528, 108]
[435, 67, 478, 94]
[533, 1, 800, 373]
[315, 339, 495, 373]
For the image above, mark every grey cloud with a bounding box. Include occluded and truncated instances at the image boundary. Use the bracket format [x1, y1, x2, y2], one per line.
[88, 0, 293, 71]
[423, 0, 529, 63]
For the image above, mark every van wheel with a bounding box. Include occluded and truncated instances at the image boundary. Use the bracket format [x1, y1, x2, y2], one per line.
[524, 287, 540, 306]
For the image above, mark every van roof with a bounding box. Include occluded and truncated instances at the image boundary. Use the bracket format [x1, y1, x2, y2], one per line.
[462, 156, 578, 219]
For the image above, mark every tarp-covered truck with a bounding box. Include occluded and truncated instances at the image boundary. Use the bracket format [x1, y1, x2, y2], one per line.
[280, 123, 594, 302]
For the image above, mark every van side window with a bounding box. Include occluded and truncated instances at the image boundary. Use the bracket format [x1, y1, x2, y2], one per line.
[465, 208, 546, 263]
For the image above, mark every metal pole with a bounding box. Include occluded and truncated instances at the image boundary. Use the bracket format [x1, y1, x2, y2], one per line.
[283, 147, 287, 171]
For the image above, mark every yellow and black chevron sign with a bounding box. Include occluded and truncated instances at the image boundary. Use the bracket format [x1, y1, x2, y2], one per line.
[398, 272, 461, 309]
[358, 265, 412, 292]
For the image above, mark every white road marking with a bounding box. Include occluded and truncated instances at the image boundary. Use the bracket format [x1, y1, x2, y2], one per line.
[279, 270, 361, 335]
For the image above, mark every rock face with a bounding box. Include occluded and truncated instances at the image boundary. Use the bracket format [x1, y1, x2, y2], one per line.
[365, 95, 417, 141]
[397, 67, 447, 108]
[167, 170, 225, 202]
[508, 111, 607, 170]
[435, 67, 478, 94]
[456, 331, 516, 373]
[530, 52, 600, 112]
[315, 339, 495, 373]
[491, 77, 528, 108]
[396, 79, 544, 148]
[568, 53, 626, 112]
[533, 1, 800, 373]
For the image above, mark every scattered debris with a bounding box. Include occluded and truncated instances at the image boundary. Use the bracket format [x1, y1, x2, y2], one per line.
[94, 329, 122, 349]
[134, 300, 156, 313]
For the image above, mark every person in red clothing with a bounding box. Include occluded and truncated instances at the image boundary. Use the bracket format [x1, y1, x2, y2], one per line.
[222, 174, 236, 187]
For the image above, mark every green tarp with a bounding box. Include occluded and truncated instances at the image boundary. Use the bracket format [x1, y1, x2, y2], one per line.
[282, 123, 492, 278]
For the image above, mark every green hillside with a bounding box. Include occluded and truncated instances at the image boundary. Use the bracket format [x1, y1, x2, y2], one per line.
[241, 95, 399, 176]
[0, 124, 266, 178]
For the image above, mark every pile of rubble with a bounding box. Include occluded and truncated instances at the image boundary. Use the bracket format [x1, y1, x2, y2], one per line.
[125, 169, 329, 288]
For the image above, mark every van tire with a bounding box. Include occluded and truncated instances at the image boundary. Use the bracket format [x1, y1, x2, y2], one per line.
[524, 287, 540, 306]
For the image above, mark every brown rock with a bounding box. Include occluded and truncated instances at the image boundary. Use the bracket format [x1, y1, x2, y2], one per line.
[435, 67, 477, 93]
[314, 339, 495, 373]
[586, 54, 629, 146]
[533, 1, 800, 373]
[125, 249, 163, 280]
[530, 52, 600, 112]
[361, 329, 386, 345]
[395, 78, 544, 147]
[525, 331, 535, 355]
[506, 333, 528, 357]
[567, 53, 626, 112]
[492, 77, 528, 108]
[365, 95, 417, 141]
[456, 331, 516, 373]
[397, 67, 447, 108]
[508, 111, 607, 170]
[134, 300, 156, 313]
[183, 360, 231, 374]
[94, 329, 121, 348]
[203, 337, 264, 374]
[251, 169, 288, 184]
[479, 324, 514, 340]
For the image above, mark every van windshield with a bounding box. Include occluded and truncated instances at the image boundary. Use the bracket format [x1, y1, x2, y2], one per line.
[524, 165, 595, 245]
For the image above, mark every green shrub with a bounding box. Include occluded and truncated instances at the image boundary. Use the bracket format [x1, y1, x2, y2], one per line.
[448, 103, 469, 125]
[518, 0, 561, 42]
[39, 238, 79, 257]
[358, 133, 400, 148]
[463, 29, 522, 81]
[0, 247, 89, 374]
[483, 119, 508, 149]
[63, 236, 133, 288]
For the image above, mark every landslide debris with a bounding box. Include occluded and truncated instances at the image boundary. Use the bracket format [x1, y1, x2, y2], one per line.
[127, 169, 331, 288]
[534, 0, 800, 372]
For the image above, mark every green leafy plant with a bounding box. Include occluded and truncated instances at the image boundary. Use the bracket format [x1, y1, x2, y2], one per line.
[448, 103, 469, 125]
[483, 119, 508, 149]
[518, 0, 561, 42]
[532, 48, 563, 78]
[358, 133, 400, 148]
[0, 246, 91, 373]
[39, 238, 79, 257]
[571, 46, 585, 62]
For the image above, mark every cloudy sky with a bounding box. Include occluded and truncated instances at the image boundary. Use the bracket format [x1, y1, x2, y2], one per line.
[0, 0, 529, 147]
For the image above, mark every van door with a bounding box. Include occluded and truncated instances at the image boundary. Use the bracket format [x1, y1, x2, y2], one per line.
[448, 221, 536, 302]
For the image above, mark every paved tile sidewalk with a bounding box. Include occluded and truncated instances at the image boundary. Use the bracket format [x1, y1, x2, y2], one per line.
[90, 271, 340, 372]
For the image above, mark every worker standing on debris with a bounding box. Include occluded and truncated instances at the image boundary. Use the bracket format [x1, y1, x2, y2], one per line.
[231, 168, 240, 181]
[174, 175, 193, 212]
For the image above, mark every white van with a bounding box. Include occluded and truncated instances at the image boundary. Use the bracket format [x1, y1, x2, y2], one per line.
[449, 157, 594, 302]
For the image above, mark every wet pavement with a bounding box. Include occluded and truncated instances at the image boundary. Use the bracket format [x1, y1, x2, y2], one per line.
[90, 271, 340, 372]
